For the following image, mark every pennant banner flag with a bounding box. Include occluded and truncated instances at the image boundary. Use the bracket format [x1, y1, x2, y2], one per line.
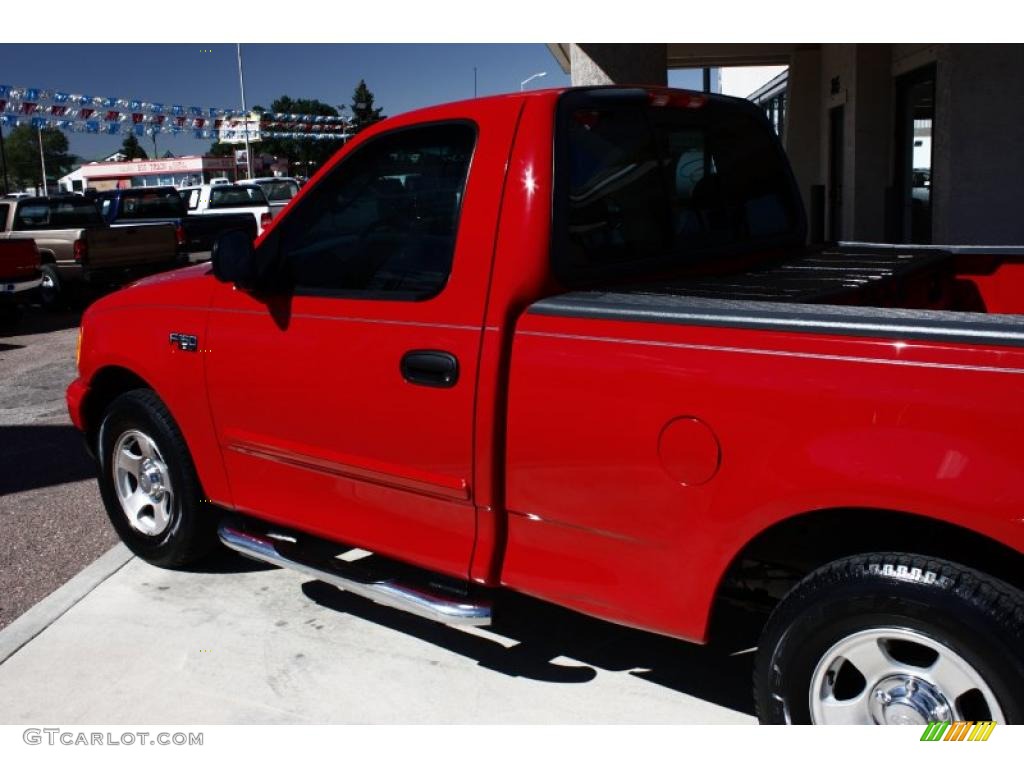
[0, 84, 355, 141]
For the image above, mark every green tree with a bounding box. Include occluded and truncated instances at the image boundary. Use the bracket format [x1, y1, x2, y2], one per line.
[119, 133, 148, 161]
[206, 140, 235, 158]
[350, 80, 385, 133]
[250, 96, 345, 177]
[4, 125, 73, 192]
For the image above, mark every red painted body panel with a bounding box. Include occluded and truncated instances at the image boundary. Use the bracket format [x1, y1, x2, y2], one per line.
[503, 313, 1024, 640]
[67, 88, 1024, 645]
[202, 95, 525, 579]
[72, 265, 232, 504]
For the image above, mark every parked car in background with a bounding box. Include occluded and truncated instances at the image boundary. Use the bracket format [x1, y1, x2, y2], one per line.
[69, 87, 1024, 724]
[97, 187, 257, 263]
[249, 177, 301, 220]
[0, 238, 42, 323]
[0, 194, 178, 309]
[178, 183, 272, 236]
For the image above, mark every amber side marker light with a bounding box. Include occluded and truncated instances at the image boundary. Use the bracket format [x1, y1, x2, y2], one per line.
[75, 326, 83, 369]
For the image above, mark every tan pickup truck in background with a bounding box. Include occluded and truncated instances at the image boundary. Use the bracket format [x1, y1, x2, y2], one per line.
[0, 195, 179, 309]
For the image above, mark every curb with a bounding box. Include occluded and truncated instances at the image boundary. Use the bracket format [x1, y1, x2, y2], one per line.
[0, 543, 134, 665]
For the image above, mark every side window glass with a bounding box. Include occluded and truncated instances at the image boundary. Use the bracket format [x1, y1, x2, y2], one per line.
[278, 122, 476, 300]
[15, 203, 50, 230]
[0, 203, 8, 232]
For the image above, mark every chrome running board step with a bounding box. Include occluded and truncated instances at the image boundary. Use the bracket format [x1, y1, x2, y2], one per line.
[218, 523, 492, 626]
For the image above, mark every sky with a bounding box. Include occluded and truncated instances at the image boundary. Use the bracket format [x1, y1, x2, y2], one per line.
[0, 43, 710, 166]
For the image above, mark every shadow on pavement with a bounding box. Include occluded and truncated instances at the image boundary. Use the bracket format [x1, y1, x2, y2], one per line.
[0, 424, 96, 496]
[188, 545, 275, 574]
[301, 579, 757, 716]
[0, 307, 81, 339]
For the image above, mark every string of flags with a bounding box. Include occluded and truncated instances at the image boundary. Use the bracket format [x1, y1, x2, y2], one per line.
[0, 84, 354, 141]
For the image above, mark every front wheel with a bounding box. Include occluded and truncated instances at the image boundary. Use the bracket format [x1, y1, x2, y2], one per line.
[97, 389, 217, 567]
[754, 553, 1024, 724]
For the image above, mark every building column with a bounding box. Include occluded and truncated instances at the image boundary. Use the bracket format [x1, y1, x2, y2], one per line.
[569, 44, 667, 86]
[849, 43, 893, 242]
[783, 47, 823, 238]
[932, 44, 1024, 244]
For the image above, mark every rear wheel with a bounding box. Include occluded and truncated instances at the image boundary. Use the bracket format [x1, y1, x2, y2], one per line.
[38, 264, 63, 311]
[754, 553, 1024, 724]
[97, 389, 217, 567]
[0, 302, 20, 326]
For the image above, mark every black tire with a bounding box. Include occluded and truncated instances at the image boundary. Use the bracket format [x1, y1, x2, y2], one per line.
[38, 264, 64, 311]
[755, 552, 1024, 724]
[96, 388, 217, 567]
[0, 302, 20, 326]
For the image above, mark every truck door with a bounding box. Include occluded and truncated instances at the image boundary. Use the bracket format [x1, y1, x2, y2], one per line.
[204, 114, 512, 579]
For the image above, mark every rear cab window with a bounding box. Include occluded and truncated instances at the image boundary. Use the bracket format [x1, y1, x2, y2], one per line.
[552, 88, 805, 287]
[208, 186, 268, 209]
[257, 179, 300, 202]
[14, 198, 102, 230]
[50, 198, 103, 228]
[117, 189, 186, 219]
[14, 201, 52, 230]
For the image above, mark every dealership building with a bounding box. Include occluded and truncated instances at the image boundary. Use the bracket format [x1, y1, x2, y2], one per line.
[58, 155, 236, 193]
[547, 44, 1024, 246]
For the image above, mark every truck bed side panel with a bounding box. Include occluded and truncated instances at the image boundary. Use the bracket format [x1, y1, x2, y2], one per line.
[503, 295, 1024, 641]
[84, 224, 178, 268]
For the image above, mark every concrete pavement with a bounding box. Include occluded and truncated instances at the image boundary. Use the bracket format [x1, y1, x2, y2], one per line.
[0, 545, 757, 724]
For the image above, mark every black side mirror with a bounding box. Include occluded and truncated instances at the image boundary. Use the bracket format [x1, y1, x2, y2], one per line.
[212, 229, 260, 290]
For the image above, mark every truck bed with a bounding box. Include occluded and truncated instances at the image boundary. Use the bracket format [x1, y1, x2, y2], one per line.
[534, 243, 1024, 343]
[626, 244, 953, 306]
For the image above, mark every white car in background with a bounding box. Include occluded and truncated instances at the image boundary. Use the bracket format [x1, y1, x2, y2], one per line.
[249, 177, 301, 220]
[178, 183, 273, 236]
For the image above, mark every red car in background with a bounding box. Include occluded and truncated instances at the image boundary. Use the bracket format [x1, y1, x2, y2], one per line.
[0, 238, 42, 323]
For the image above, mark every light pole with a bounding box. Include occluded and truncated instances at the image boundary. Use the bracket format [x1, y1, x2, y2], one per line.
[236, 43, 254, 181]
[37, 126, 48, 196]
[0, 119, 9, 195]
[520, 71, 547, 91]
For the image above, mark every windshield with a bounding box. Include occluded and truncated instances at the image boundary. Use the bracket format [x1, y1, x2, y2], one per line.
[255, 179, 299, 202]
[554, 89, 804, 285]
[208, 185, 268, 209]
[116, 189, 185, 219]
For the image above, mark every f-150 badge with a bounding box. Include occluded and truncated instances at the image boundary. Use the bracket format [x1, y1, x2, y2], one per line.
[169, 332, 199, 352]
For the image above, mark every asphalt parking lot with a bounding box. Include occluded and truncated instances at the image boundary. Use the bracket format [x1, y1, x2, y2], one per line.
[0, 306, 118, 631]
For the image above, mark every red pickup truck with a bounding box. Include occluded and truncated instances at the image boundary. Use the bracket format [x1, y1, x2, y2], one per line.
[0, 238, 42, 323]
[67, 87, 1024, 725]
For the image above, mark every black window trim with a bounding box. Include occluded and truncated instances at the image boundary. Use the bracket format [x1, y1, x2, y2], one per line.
[261, 117, 480, 303]
[550, 86, 808, 288]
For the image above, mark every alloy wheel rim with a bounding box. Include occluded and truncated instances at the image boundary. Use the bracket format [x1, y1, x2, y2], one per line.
[112, 429, 174, 536]
[40, 272, 55, 302]
[809, 626, 1004, 724]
